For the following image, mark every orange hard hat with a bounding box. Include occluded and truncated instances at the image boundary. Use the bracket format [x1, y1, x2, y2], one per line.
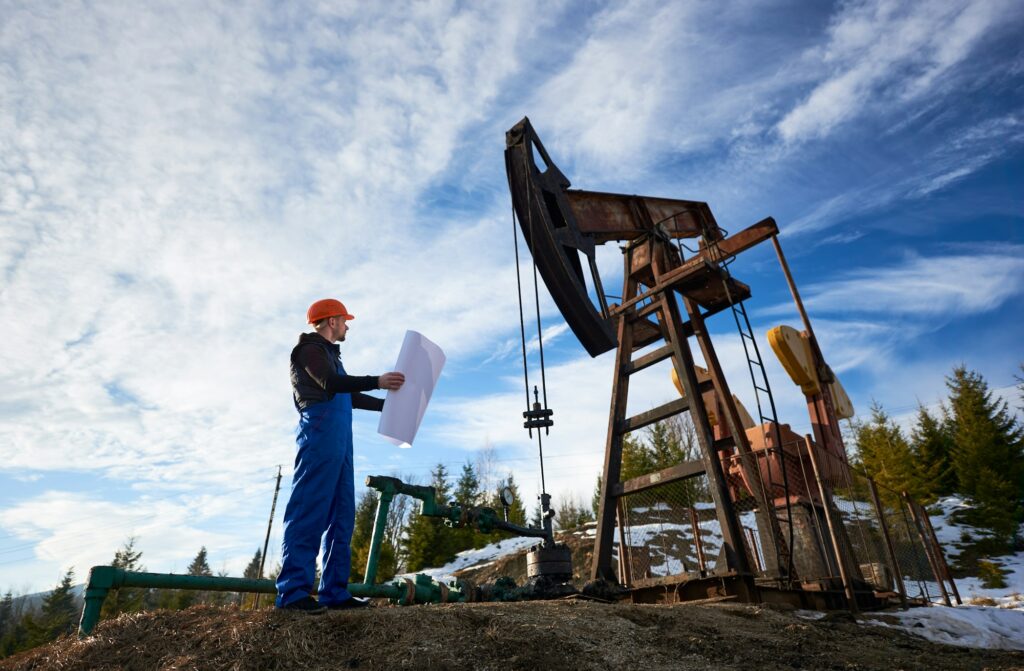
[307, 298, 355, 324]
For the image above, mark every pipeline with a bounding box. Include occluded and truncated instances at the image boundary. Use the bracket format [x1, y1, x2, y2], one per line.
[78, 567, 464, 637]
[80, 475, 570, 638]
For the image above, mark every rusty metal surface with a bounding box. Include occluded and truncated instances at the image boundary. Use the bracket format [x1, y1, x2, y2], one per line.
[505, 117, 617, 357]
[565, 189, 720, 242]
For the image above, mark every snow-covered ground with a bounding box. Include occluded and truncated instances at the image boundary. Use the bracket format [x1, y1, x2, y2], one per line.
[405, 495, 1024, 651]
[398, 534, 542, 583]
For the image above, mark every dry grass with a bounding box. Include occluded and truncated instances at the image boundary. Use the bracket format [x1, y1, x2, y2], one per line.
[2, 600, 1022, 671]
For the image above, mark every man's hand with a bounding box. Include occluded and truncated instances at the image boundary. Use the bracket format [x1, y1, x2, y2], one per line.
[378, 372, 405, 390]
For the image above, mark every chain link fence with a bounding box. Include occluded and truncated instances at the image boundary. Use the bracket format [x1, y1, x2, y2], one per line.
[616, 427, 955, 603]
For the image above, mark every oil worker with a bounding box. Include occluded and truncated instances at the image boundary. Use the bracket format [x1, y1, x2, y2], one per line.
[276, 298, 405, 612]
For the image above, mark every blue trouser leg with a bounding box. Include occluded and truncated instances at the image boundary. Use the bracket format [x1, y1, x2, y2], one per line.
[275, 406, 343, 607]
[318, 445, 355, 605]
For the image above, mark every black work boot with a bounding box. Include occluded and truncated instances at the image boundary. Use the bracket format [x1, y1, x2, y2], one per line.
[326, 597, 371, 610]
[279, 596, 327, 613]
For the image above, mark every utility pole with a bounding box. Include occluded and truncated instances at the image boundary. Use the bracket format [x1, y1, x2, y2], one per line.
[253, 465, 283, 610]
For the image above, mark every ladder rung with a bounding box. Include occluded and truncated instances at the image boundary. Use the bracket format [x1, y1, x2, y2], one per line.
[713, 436, 736, 452]
[619, 397, 690, 434]
[634, 300, 662, 321]
[624, 345, 674, 375]
[611, 459, 707, 497]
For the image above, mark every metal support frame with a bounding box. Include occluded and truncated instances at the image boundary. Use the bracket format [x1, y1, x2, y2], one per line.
[904, 493, 954, 606]
[867, 478, 909, 609]
[591, 233, 779, 598]
[804, 435, 859, 612]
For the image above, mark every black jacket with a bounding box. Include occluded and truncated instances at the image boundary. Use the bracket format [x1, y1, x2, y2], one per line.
[290, 332, 384, 412]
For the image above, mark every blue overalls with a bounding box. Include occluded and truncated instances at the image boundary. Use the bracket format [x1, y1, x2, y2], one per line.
[275, 358, 355, 608]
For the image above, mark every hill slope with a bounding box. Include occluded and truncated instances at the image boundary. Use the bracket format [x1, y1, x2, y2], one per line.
[3, 601, 1023, 671]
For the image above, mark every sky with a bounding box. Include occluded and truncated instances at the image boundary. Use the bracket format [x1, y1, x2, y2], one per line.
[1, 0, 1022, 594]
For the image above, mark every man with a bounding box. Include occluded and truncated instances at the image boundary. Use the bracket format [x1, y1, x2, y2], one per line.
[275, 298, 405, 612]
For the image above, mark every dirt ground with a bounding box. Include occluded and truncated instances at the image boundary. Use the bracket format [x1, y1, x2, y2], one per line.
[2, 600, 1021, 671]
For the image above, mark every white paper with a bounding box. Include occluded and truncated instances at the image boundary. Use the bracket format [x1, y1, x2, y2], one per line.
[377, 330, 445, 448]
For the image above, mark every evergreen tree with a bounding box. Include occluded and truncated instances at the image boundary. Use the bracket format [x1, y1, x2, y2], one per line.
[454, 461, 481, 508]
[26, 568, 78, 647]
[0, 591, 12, 642]
[620, 434, 655, 481]
[177, 546, 214, 609]
[101, 536, 146, 619]
[243, 548, 263, 580]
[0, 591, 20, 656]
[555, 492, 594, 530]
[451, 462, 483, 552]
[238, 547, 264, 608]
[1015, 362, 1024, 413]
[528, 498, 543, 529]
[910, 405, 957, 498]
[403, 463, 456, 571]
[946, 366, 1024, 542]
[853, 402, 925, 502]
[187, 546, 213, 576]
[498, 473, 527, 527]
[592, 473, 603, 518]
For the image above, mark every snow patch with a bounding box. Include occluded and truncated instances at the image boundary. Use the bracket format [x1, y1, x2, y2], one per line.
[865, 606, 1024, 651]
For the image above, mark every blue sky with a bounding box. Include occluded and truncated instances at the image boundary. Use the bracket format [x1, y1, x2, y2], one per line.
[1, 0, 1022, 593]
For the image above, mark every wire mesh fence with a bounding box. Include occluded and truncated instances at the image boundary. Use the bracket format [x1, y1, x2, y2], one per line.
[618, 474, 720, 583]
[616, 426, 953, 604]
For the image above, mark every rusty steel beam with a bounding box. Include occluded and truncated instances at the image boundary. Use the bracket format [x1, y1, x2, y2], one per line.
[565, 189, 719, 243]
[611, 459, 706, 497]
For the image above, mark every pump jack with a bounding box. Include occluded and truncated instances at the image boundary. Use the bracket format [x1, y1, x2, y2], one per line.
[504, 117, 950, 609]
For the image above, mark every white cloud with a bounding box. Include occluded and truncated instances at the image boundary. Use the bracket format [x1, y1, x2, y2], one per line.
[777, 0, 1014, 143]
[762, 246, 1024, 317]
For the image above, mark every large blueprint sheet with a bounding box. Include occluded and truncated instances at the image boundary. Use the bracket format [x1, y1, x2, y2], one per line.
[377, 330, 445, 448]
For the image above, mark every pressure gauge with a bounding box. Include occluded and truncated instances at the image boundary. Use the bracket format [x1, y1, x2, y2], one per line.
[500, 486, 515, 507]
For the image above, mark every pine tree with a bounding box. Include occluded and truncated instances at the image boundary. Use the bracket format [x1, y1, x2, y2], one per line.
[243, 548, 263, 580]
[853, 402, 925, 502]
[0, 591, 15, 654]
[946, 366, 1024, 543]
[403, 463, 456, 571]
[555, 492, 594, 530]
[0, 592, 12, 640]
[26, 568, 78, 647]
[101, 536, 146, 619]
[452, 462, 483, 552]
[910, 405, 957, 499]
[177, 546, 214, 609]
[187, 547, 213, 576]
[620, 434, 655, 481]
[237, 547, 265, 608]
[498, 473, 527, 527]
[1016, 363, 1024, 413]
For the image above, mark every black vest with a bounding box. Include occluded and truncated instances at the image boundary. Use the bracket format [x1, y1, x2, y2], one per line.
[289, 333, 341, 411]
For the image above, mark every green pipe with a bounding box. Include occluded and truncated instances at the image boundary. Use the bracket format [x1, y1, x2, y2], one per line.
[78, 566, 464, 637]
[364, 486, 394, 584]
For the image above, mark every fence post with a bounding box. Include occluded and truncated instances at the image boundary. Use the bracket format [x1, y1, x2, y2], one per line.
[688, 507, 707, 573]
[866, 478, 908, 609]
[616, 500, 633, 586]
[903, 492, 951, 607]
[803, 435, 858, 612]
[916, 500, 962, 605]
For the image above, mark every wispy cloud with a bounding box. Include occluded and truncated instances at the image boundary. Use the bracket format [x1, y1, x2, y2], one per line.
[785, 113, 1024, 234]
[761, 245, 1024, 317]
[777, 0, 1014, 143]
